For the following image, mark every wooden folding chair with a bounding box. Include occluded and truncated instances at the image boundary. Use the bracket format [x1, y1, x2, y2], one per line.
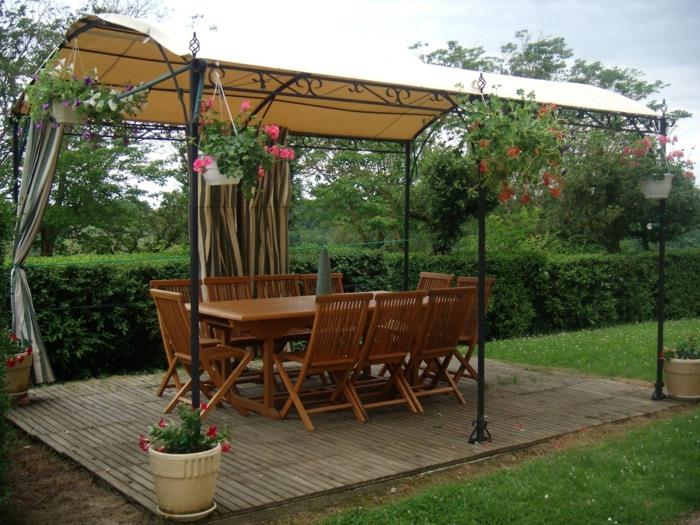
[407, 287, 477, 405]
[254, 274, 301, 298]
[300, 273, 345, 295]
[272, 292, 372, 431]
[453, 276, 495, 384]
[150, 289, 253, 420]
[416, 271, 454, 290]
[352, 290, 426, 417]
[203, 276, 253, 301]
[150, 278, 208, 396]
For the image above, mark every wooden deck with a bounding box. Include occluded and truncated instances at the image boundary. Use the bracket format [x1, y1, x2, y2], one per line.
[7, 360, 681, 522]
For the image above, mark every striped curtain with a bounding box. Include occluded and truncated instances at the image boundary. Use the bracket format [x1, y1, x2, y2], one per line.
[198, 128, 291, 277]
[11, 123, 64, 384]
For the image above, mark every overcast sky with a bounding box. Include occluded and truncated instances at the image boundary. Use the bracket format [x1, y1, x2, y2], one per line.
[159, 0, 699, 168]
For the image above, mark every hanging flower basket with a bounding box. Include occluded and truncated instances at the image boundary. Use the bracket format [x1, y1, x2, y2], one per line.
[51, 101, 84, 125]
[640, 173, 674, 200]
[199, 157, 243, 186]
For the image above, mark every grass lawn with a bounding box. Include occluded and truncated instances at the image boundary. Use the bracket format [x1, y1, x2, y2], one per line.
[321, 407, 700, 525]
[486, 318, 700, 381]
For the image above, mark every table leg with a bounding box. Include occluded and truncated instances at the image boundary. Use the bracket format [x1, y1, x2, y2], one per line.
[263, 337, 275, 410]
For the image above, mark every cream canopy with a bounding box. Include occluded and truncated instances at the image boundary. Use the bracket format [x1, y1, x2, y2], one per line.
[20, 13, 658, 140]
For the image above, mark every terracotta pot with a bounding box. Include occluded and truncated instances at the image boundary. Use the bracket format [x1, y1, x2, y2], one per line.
[202, 159, 243, 186]
[664, 358, 700, 399]
[148, 443, 221, 520]
[51, 101, 83, 125]
[4, 351, 32, 399]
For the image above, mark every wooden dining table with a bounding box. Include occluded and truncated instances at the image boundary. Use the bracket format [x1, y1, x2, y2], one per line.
[196, 295, 319, 419]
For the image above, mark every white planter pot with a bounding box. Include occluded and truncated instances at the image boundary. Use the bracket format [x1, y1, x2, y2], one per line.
[665, 358, 700, 399]
[148, 443, 221, 520]
[202, 159, 243, 186]
[640, 174, 674, 200]
[51, 101, 83, 125]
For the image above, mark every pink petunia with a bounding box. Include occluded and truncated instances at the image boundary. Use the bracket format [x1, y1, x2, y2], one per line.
[258, 166, 266, 178]
[268, 144, 281, 158]
[658, 135, 669, 145]
[193, 156, 213, 175]
[239, 100, 251, 113]
[158, 418, 167, 428]
[26, 346, 32, 355]
[207, 425, 218, 438]
[263, 124, 280, 141]
[138, 435, 149, 452]
[200, 402, 208, 410]
[221, 442, 232, 453]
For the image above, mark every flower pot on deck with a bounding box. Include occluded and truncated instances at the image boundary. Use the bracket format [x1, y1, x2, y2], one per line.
[664, 358, 700, 399]
[148, 443, 221, 521]
[4, 351, 32, 401]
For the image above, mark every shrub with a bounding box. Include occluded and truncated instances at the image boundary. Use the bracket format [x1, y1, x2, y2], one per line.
[2, 248, 698, 381]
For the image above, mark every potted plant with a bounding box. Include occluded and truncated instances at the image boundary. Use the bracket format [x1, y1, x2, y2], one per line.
[25, 57, 148, 126]
[139, 404, 232, 521]
[2, 331, 33, 404]
[621, 134, 695, 199]
[194, 97, 294, 197]
[664, 334, 700, 399]
[460, 91, 567, 203]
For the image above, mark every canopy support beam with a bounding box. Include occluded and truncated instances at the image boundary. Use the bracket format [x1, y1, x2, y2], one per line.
[403, 141, 412, 290]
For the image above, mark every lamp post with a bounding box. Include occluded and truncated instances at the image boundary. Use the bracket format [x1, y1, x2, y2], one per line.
[640, 141, 673, 399]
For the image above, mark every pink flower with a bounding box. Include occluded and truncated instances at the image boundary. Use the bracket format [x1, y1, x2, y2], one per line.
[239, 100, 251, 112]
[658, 135, 669, 145]
[6, 356, 16, 368]
[207, 425, 218, 438]
[26, 346, 32, 355]
[200, 402, 208, 410]
[221, 442, 232, 453]
[263, 124, 280, 141]
[268, 144, 281, 158]
[138, 435, 149, 452]
[9, 333, 17, 341]
[279, 147, 295, 160]
[193, 156, 213, 175]
[684, 171, 695, 179]
[158, 419, 167, 428]
[17, 355, 24, 363]
[258, 166, 266, 178]
[622, 147, 632, 155]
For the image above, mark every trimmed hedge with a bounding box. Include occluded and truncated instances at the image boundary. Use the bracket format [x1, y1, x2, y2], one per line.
[2, 248, 698, 381]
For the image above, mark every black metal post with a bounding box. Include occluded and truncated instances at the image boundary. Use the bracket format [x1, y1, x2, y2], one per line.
[403, 142, 411, 290]
[187, 37, 204, 412]
[469, 184, 490, 443]
[653, 196, 667, 400]
[12, 119, 19, 206]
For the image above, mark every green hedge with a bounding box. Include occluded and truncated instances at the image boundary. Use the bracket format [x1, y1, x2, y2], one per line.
[2, 248, 699, 382]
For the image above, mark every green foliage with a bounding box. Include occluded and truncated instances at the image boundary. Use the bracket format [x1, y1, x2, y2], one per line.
[140, 405, 231, 454]
[666, 332, 700, 360]
[416, 148, 495, 253]
[323, 408, 700, 525]
[0, 345, 9, 506]
[489, 319, 699, 380]
[25, 57, 147, 124]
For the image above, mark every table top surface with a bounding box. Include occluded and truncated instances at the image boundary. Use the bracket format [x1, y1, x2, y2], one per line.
[197, 295, 318, 322]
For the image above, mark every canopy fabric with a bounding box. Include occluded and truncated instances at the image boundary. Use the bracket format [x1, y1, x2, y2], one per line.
[11, 123, 63, 384]
[21, 13, 656, 141]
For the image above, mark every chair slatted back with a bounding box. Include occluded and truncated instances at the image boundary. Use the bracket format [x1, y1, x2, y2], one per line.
[306, 293, 372, 367]
[416, 271, 454, 291]
[300, 273, 345, 295]
[150, 289, 191, 358]
[456, 276, 495, 339]
[415, 287, 476, 357]
[254, 274, 301, 298]
[150, 278, 202, 302]
[204, 276, 253, 301]
[359, 290, 426, 366]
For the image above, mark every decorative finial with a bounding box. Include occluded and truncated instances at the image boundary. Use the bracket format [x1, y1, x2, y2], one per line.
[189, 32, 200, 57]
[660, 99, 667, 116]
[476, 73, 486, 93]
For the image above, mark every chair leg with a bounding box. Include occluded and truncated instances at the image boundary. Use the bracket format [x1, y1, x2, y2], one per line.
[435, 357, 465, 405]
[164, 378, 192, 413]
[343, 383, 367, 423]
[395, 372, 423, 413]
[274, 356, 315, 431]
[200, 354, 252, 419]
[156, 358, 181, 397]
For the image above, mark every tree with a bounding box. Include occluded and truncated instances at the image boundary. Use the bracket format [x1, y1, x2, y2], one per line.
[38, 136, 170, 255]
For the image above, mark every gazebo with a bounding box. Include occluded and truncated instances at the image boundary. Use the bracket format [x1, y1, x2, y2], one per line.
[12, 13, 661, 442]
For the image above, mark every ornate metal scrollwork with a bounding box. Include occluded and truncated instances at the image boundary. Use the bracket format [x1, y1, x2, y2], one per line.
[189, 32, 200, 57]
[348, 82, 365, 94]
[385, 87, 411, 105]
[294, 76, 324, 96]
